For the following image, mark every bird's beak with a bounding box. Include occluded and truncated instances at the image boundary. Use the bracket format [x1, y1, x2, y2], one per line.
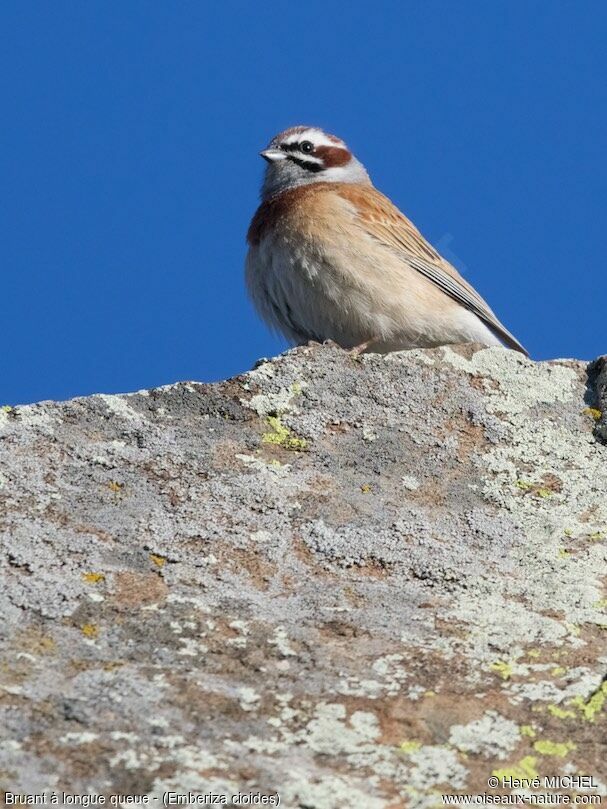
[260, 148, 286, 163]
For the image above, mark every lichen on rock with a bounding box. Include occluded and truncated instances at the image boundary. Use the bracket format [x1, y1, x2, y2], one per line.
[0, 344, 606, 804]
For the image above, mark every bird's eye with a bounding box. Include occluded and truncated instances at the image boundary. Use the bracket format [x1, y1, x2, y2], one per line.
[300, 141, 314, 153]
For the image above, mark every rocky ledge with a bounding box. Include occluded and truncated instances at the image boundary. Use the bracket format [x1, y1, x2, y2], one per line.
[1, 345, 606, 806]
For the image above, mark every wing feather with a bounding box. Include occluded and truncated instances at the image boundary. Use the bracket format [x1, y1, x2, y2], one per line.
[336, 185, 528, 355]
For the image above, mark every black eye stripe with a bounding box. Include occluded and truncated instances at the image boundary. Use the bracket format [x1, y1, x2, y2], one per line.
[288, 156, 323, 173]
[280, 141, 315, 154]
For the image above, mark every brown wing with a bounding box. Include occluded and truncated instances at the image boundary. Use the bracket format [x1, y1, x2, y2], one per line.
[336, 184, 528, 355]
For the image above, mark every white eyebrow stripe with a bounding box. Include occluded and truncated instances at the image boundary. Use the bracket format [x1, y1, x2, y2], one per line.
[290, 153, 323, 164]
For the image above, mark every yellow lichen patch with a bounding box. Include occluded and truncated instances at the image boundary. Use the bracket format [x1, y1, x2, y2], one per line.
[360, 484, 373, 494]
[582, 407, 602, 421]
[103, 661, 124, 672]
[515, 479, 533, 490]
[547, 704, 575, 719]
[262, 416, 308, 451]
[564, 622, 579, 636]
[590, 532, 605, 541]
[551, 666, 567, 677]
[491, 660, 513, 680]
[558, 548, 570, 559]
[527, 649, 541, 659]
[533, 739, 576, 757]
[36, 635, 56, 654]
[82, 572, 105, 584]
[520, 725, 536, 738]
[108, 480, 124, 493]
[399, 740, 422, 754]
[563, 528, 573, 537]
[150, 554, 166, 568]
[18, 630, 56, 656]
[571, 682, 607, 722]
[81, 624, 98, 638]
[515, 479, 553, 499]
[493, 756, 539, 780]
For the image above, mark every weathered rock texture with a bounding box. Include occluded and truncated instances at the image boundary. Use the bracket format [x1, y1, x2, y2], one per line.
[1, 344, 606, 806]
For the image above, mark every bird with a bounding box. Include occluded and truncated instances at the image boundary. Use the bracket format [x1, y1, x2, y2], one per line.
[245, 126, 527, 356]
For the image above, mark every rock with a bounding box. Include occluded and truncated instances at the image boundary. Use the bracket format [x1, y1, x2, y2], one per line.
[588, 355, 607, 445]
[0, 344, 606, 806]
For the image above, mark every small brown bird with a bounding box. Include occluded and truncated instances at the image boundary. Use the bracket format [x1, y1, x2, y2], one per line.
[245, 126, 527, 356]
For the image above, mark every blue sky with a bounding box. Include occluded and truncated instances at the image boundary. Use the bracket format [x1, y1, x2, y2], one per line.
[1, 3, 605, 405]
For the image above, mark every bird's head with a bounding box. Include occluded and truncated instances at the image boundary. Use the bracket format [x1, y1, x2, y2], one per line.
[259, 126, 370, 199]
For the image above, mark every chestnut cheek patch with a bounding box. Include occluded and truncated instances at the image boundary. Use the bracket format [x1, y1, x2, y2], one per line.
[315, 145, 351, 168]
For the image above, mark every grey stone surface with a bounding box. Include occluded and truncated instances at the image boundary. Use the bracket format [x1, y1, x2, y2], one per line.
[0, 343, 606, 806]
